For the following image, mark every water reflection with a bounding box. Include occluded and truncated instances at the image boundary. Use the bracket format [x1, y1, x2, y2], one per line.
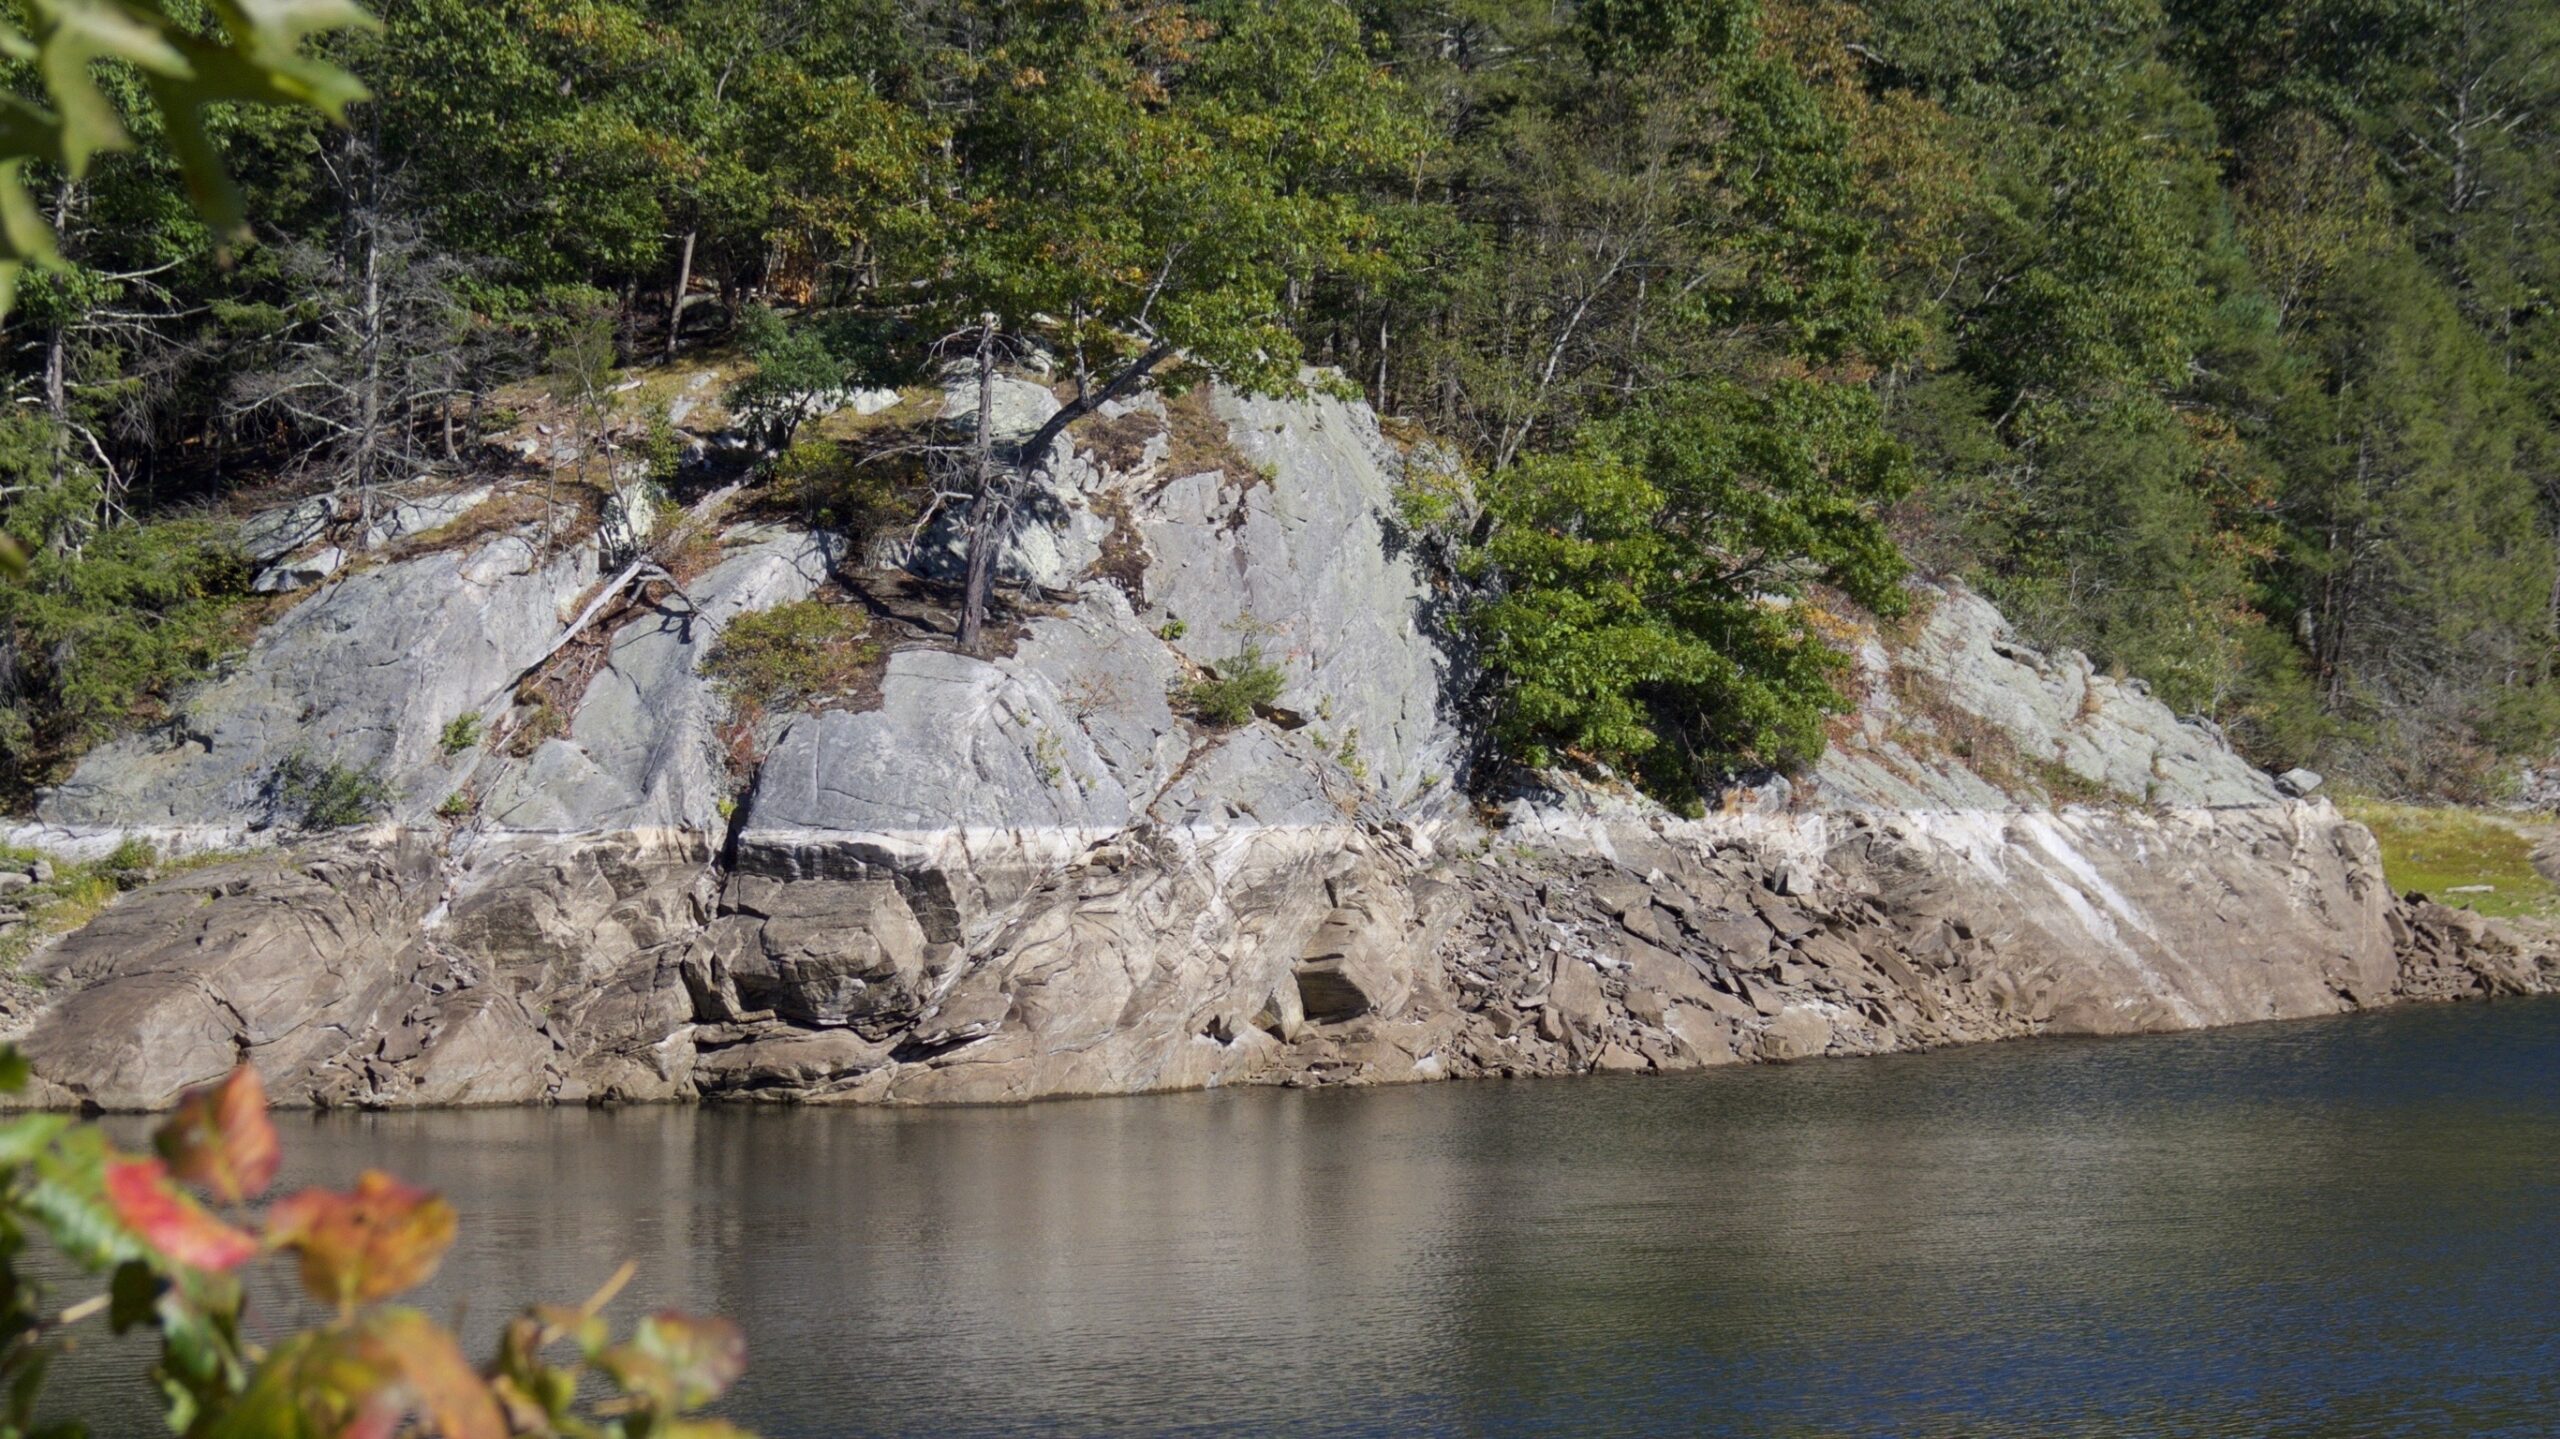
[56, 998, 2560, 1436]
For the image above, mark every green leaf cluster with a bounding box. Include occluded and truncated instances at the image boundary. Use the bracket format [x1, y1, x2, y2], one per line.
[0, 0, 371, 309]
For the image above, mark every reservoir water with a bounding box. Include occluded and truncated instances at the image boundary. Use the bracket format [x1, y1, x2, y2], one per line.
[53, 997, 2560, 1436]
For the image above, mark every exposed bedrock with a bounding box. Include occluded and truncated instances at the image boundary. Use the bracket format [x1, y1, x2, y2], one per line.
[4, 384, 2550, 1109]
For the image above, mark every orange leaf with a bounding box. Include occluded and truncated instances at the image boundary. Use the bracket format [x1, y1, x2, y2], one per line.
[264, 1170, 457, 1308]
[367, 1308, 507, 1439]
[154, 1066, 280, 1205]
[105, 1158, 259, 1272]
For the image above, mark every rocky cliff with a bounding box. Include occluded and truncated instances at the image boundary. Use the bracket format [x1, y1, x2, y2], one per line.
[5, 380, 2549, 1109]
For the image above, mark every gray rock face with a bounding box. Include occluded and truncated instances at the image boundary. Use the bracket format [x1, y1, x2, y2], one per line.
[742, 588, 1194, 909]
[1817, 580, 2281, 811]
[29, 535, 594, 850]
[4, 380, 2549, 1112]
[1138, 387, 1463, 806]
[476, 527, 839, 837]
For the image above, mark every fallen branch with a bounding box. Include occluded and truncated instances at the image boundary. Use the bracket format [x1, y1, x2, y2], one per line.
[472, 481, 742, 716]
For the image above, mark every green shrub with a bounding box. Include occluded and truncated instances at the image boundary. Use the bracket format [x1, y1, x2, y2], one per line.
[101, 836, 157, 877]
[269, 753, 395, 831]
[439, 712, 484, 754]
[640, 410, 687, 483]
[1176, 647, 1285, 727]
[726, 305, 855, 450]
[437, 789, 477, 819]
[706, 599, 877, 710]
[0, 434, 251, 797]
[768, 436, 918, 542]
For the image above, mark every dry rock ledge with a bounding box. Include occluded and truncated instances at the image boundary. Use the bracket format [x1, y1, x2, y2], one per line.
[5, 382, 2552, 1110]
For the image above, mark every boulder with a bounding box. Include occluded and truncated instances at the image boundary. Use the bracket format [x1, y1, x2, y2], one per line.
[252, 545, 345, 593]
[1755, 1005, 1833, 1062]
[237, 495, 333, 563]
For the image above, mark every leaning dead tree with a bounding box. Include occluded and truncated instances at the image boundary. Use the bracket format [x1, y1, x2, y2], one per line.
[951, 312, 1175, 652]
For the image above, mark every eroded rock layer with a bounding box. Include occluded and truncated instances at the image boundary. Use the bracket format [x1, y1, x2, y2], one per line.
[5, 383, 2551, 1109]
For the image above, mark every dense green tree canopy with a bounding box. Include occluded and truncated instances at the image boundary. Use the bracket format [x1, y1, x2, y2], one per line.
[4, 0, 2560, 804]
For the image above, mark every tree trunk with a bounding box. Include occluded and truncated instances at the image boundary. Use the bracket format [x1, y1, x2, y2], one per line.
[42, 178, 78, 544]
[957, 331, 1178, 651]
[958, 316, 1002, 652]
[666, 229, 698, 362]
[356, 203, 385, 537]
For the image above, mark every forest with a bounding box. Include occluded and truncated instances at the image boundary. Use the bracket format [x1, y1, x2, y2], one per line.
[4, 0, 2558, 808]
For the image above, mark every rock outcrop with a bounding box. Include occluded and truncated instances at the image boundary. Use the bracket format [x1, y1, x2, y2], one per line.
[4, 382, 2550, 1110]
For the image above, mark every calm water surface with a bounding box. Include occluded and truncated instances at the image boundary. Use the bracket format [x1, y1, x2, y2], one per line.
[57, 997, 2560, 1436]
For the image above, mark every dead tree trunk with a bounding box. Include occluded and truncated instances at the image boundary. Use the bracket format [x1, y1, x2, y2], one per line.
[667, 230, 698, 362]
[958, 316, 1003, 652]
[955, 333, 1176, 652]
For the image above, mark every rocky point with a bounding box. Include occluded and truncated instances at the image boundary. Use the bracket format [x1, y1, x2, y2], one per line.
[4, 379, 2550, 1109]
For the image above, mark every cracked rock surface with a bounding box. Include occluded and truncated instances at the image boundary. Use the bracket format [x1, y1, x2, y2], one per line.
[3, 385, 2550, 1110]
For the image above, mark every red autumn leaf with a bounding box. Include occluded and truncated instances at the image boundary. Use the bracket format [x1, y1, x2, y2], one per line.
[105, 1158, 259, 1272]
[154, 1065, 280, 1205]
[264, 1169, 458, 1308]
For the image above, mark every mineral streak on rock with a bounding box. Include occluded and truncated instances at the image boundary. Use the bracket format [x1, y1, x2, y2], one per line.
[3, 386, 2549, 1110]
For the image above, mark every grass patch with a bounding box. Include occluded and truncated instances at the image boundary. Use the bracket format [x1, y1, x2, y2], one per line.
[0, 841, 239, 970]
[386, 485, 580, 561]
[1071, 404, 1165, 472]
[1092, 490, 1148, 601]
[1160, 387, 1264, 491]
[2336, 796, 2560, 919]
[505, 692, 571, 757]
[440, 712, 484, 754]
[707, 599, 879, 711]
[2028, 756, 2116, 807]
